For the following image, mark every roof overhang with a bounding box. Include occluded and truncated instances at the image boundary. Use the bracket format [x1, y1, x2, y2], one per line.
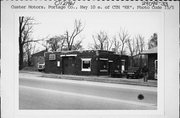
[141, 47, 157, 55]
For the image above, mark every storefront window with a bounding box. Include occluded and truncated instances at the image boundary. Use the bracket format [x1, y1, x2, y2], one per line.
[81, 58, 91, 71]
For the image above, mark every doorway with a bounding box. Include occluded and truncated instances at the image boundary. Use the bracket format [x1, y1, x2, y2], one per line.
[62, 57, 76, 74]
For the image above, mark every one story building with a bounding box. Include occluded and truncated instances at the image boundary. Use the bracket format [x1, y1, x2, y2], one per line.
[44, 50, 129, 76]
[141, 47, 157, 80]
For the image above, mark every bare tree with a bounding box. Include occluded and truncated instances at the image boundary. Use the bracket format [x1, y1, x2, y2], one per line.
[19, 16, 39, 70]
[24, 42, 31, 66]
[127, 38, 136, 56]
[127, 38, 136, 66]
[23, 42, 37, 66]
[47, 35, 65, 51]
[91, 36, 100, 50]
[135, 35, 145, 54]
[135, 37, 140, 55]
[30, 43, 37, 56]
[112, 36, 120, 54]
[64, 19, 84, 50]
[71, 40, 83, 50]
[36, 36, 50, 51]
[92, 31, 109, 50]
[135, 34, 146, 67]
[104, 37, 114, 51]
[118, 29, 130, 55]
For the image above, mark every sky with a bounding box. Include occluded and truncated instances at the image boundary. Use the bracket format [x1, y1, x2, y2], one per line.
[30, 11, 163, 52]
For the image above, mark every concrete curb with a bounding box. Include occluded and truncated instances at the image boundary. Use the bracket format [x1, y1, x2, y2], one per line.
[42, 74, 157, 87]
[20, 70, 157, 87]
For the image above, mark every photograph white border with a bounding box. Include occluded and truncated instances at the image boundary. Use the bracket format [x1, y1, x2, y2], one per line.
[1, 1, 179, 118]
[15, 10, 164, 117]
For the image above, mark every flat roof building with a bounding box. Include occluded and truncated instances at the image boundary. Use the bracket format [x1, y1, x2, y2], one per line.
[44, 50, 129, 76]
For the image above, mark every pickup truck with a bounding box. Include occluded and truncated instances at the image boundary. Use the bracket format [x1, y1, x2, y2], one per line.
[38, 63, 45, 72]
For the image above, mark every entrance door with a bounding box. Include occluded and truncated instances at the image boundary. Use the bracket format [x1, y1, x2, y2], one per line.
[62, 57, 76, 74]
[108, 62, 113, 75]
[121, 60, 125, 73]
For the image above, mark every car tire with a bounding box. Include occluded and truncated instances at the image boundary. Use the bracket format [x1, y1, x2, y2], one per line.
[127, 75, 129, 79]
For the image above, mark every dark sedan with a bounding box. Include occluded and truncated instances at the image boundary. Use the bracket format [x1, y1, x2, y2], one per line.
[126, 67, 143, 79]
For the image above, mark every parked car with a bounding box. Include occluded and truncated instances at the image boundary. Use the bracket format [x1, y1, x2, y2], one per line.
[126, 67, 143, 79]
[38, 63, 45, 72]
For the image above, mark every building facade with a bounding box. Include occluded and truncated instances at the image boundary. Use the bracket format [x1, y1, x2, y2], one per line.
[45, 50, 129, 76]
[141, 47, 157, 80]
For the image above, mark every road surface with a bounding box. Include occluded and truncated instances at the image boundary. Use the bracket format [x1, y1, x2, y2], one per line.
[19, 72, 157, 110]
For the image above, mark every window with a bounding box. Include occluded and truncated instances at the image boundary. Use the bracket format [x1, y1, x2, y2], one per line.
[121, 60, 125, 72]
[81, 58, 91, 71]
[49, 54, 56, 60]
[57, 61, 60, 67]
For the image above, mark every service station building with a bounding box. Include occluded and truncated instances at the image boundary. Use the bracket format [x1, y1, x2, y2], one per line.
[44, 50, 129, 76]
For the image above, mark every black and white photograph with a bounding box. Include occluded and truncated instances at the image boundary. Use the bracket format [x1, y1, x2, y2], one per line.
[1, 1, 179, 118]
[19, 12, 160, 110]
